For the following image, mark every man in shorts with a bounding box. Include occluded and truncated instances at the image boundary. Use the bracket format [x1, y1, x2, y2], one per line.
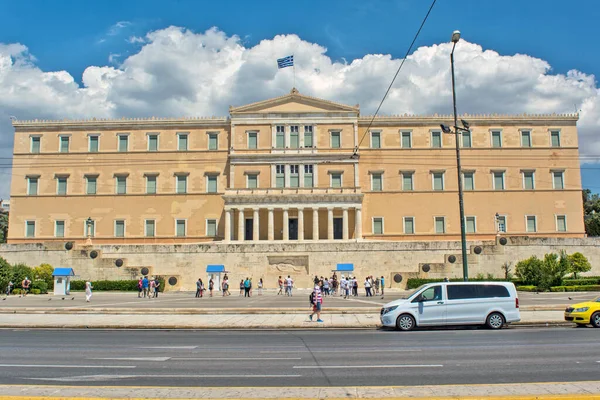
[309, 284, 323, 323]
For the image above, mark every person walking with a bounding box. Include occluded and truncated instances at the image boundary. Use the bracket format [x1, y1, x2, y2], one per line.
[5, 281, 13, 296]
[153, 277, 160, 298]
[352, 277, 358, 297]
[323, 278, 330, 296]
[364, 277, 372, 297]
[243, 277, 251, 297]
[209, 279, 214, 297]
[85, 281, 93, 302]
[21, 277, 31, 296]
[277, 276, 283, 295]
[286, 275, 294, 297]
[142, 276, 149, 298]
[239, 280, 244, 296]
[380, 275, 385, 297]
[148, 278, 156, 299]
[374, 276, 380, 296]
[258, 278, 263, 296]
[137, 277, 143, 298]
[309, 284, 324, 323]
[223, 277, 230, 296]
[195, 278, 202, 298]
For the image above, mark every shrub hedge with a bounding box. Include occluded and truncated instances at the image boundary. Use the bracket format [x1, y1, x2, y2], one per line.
[31, 280, 48, 294]
[516, 285, 538, 292]
[406, 278, 522, 289]
[562, 278, 600, 286]
[518, 285, 600, 292]
[70, 278, 165, 292]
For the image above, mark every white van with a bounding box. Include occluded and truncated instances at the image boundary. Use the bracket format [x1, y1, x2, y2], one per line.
[380, 281, 520, 331]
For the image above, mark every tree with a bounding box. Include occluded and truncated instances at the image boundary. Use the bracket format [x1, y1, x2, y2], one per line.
[501, 262, 513, 280]
[568, 252, 592, 278]
[583, 189, 600, 236]
[515, 256, 544, 286]
[0, 257, 10, 294]
[33, 263, 54, 288]
[0, 213, 7, 243]
[11, 263, 33, 289]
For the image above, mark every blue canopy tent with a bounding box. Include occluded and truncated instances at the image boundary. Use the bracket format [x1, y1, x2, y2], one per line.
[206, 265, 228, 291]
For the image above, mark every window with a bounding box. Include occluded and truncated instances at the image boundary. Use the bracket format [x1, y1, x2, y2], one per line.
[85, 219, 96, 237]
[115, 220, 125, 237]
[248, 132, 258, 149]
[247, 174, 258, 189]
[401, 131, 412, 148]
[373, 217, 383, 235]
[304, 126, 313, 147]
[176, 175, 187, 194]
[25, 221, 35, 238]
[275, 165, 285, 188]
[276, 126, 285, 149]
[289, 126, 299, 148]
[89, 135, 99, 152]
[526, 215, 537, 233]
[432, 172, 444, 191]
[491, 130, 502, 148]
[59, 136, 70, 153]
[206, 175, 218, 193]
[414, 286, 442, 303]
[550, 130, 561, 147]
[435, 217, 446, 234]
[371, 132, 381, 149]
[146, 175, 157, 194]
[463, 172, 474, 190]
[462, 131, 472, 148]
[304, 165, 314, 187]
[404, 217, 415, 234]
[289, 165, 299, 187]
[86, 176, 97, 195]
[553, 171, 564, 189]
[330, 131, 341, 148]
[118, 135, 129, 152]
[522, 171, 535, 190]
[466, 216, 476, 233]
[556, 215, 567, 232]
[55, 221, 65, 238]
[116, 176, 127, 194]
[148, 134, 158, 151]
[493, 171, 505, 190]
[208, 133, 218, 150]
[30, 136, 41, 153]
[521, 130, 532, 147]
[178, 133, 188, 151]
[431, 131, 442, 148]
[206, 219, 217, 237]
[176, 220, 186, 237]
[331, 173, 342, 188]
[145, 220, 155, 237]
[56, 177, 67, 195]
[447, 285, 510, 300]
[27, 177, 38, 196]
[496, 215, 507, 233]
[402, 172, 414, 191]
[371, 173, 383, 191]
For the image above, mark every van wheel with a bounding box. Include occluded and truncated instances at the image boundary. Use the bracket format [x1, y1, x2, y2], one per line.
[486, 312, 505, 329]
[591, 312, 600, 328]
[396, 314, 416, 331]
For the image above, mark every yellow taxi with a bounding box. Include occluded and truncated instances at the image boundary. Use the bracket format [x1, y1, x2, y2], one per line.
[564, 296, 600, 327]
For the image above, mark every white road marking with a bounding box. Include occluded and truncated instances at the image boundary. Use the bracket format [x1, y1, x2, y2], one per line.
[261, 349, 422, 354]
[137, 346, 197, 349]
[89, 357, 171, 361]
[26, 374, 302, 382]
[0, 364, 136, 369]
[294, 364, 443, 369]
[170, 357, 300, 361]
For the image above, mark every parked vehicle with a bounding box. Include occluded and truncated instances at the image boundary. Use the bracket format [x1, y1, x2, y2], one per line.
[380, 281, 520, 331]
[564, 296, 600, 327]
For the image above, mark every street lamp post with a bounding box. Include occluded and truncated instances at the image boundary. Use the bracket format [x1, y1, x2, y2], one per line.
[85, 217, 93, 245]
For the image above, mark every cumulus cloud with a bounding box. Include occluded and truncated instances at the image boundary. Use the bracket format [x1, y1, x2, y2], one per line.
[0, 26, 598, 199]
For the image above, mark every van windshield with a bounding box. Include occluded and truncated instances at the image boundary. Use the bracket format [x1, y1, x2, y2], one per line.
[401, 284, 427, 299]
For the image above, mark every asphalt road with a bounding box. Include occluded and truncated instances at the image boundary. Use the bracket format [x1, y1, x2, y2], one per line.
[0, 328, 598, 387]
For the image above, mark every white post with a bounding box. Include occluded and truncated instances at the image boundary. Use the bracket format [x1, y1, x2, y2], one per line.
[327, 207, 334, 240]
[283, 208, 289, 241]
[224, 208, 232, 242]
[342, 208, 349, 240]
[268, 208, 275, 241]
[355, 207, 362, 240]
[313, 207, 319, 240]
[298, 208, 304, 241]
[238, 209, 245, 241]
[253, 208, 260, 241]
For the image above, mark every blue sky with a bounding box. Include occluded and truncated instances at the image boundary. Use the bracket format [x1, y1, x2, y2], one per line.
[0, 0, 598, 195]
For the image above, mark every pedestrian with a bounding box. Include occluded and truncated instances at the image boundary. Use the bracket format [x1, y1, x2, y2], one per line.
[153, 277, 160, 298]
[249, 278, 253, 297]
[209, 279, 214, 297]
[352, 277, 358, 297]
[332, 277, 338, 296]
[258, 278, 263, 295]
[444, 277, 449, 282]
[323, 278, 330, 296]
[85, 281, 93, 302]
[375, 276, 380, 295]
[137, 277, 143, 298]
[21, 277, 31, 296]
[277, 276, 283, 295]
[196, 278, 202, 298]
[239, 280, 244, 296]
[244, 277, 251, 297]
[380, 275, 385, 296]
[286, 275, 294, 296]
[5, 281, 13, 296]
[142, 276, 149, 298]
[222, 277, 230, 296]
[149, 278, 156, 299]
[364, 277, 372, 297]
[283, 276, 288, 296]
[309, 284, 324, 323]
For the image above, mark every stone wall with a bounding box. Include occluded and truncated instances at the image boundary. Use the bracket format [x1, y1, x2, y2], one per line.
[1, 236, 599, 291]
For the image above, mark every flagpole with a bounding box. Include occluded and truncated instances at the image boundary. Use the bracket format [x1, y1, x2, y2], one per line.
[293, 54, 296, 88]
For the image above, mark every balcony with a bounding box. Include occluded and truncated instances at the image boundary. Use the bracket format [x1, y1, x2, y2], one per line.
[223, 187, 363, 207]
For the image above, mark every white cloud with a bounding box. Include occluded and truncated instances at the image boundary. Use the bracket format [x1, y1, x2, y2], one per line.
[0, 26, 598, 199]
[107, 21, 132, 36]
[127, 36, 145, 44]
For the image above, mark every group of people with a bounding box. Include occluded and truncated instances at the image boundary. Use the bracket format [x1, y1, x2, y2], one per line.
[276, 276, 295, 296]
[308, 274, 385, 299]
[195, 278, 218, 297]
[137, 276, 160, 299]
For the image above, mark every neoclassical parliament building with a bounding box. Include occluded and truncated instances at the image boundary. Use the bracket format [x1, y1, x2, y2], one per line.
[8, 89, 585, 245]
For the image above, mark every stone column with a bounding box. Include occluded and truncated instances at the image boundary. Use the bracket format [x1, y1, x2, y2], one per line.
[342, 208, 349, 240]
[298, 208, 304, 241]
[283, 208, 289, 241]
[238, 209, 245, 241]
[268, 208, 274, 241]
[253, 208, 260, 241]
[355, 207, 362, 240]
[327, 207, 334, 240]
[224, 208, 232, 242]
[312, 207, 319, 240]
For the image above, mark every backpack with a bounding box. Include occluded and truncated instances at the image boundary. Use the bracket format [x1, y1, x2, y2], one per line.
[309, 292, 315, 304]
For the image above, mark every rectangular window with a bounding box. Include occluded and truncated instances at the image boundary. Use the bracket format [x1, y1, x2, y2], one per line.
[550, 130, 561, 147]
[289, 126, 299, 148]
[526, 215, 537, 233]
[289, 165, 299, 188]
[553, 171, 564, 189]
[463, 172, 474, 190]
[521, 130, 532, 147]
[59, 136, 70, 153]
[25, 221, 35, 238]
[27, 177, 38, 196]
[275, 165, 285, 188]
[435, 217, 446, 234]
[56, 177, 67, 195]
[206, 219, 217, 237]
[115, 220, 125, 237]
[497, 216, 507, 233]
[431, 131, 442, 148]
[491, 130, 502, 148]
[55, 221, 65, 238]
[304, 126, 313, 147]
[89, 135, 99, 152]
[371, 132, 381, 149]
[208, 133, 218, 150]
[207, 176, 218, 193]
[371, 173, 383, 191]
[404, 217, 415, 234]
[556, 215, 567, 232]
[304, 165, 314, 187]
[86, 176, 97, 195]
[493, 172, 505, 190]
[433, 172, 444, 190]
[373, 217, 383, 235]
[176, 175, 187, 194]
[118, 135, 128, 152]
[462, 131, 472, 148]
[176, 220, 186, 237]
[145, 220, 155, 237]
[276, 126, 285, 148]
[146, 175, 157, 194]
[248, 132, 258, 149]
[401, 131, 412, 148]
[148, 134, 158, 151]
[330, 131, 341, 148]
[402, 173, 413, 191]
[116, 176, 127, 194]
[331, 173, 342, 188]
[466, 216, 476, 233]
[247, 174, 258, 189]
[178, 133, 188, 151]
[31, 137, 41, 153]
[523, 171, 535, 190]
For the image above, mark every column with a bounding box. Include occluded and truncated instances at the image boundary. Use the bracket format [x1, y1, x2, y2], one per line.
[312, 207, 319, 240]
[327, 207, 334, 240]
[238, 209, 245, 241]
[298, 208, 304, 241]
[224, 208, 232, 242]
[253, 208, 260, 241]
[342, 208, 349, 240]
[355, 207, 362, 240]
[283, 208, 289, 241]
[268, 208, 274, 241]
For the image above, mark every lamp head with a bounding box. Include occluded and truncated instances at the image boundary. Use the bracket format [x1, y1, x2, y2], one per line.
[461, 119, 470, 129]
[451, 30, 461, 43]
[440, 124, 452, 134]
[495, 212, 500, 219]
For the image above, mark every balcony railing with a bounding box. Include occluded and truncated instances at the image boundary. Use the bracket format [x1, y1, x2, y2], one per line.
[225, 187, 361, 196]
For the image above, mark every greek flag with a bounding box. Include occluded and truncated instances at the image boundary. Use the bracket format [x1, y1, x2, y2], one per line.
[277, 55, 294, 69]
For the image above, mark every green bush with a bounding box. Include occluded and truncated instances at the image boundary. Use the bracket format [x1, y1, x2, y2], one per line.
[406, 277, 518, 289]
[32, 280, 48, 294]
[0, 257, 11, 293]
[11, 263, 33, 289]
[568, 252, 592, 279]
[516, 285, 538, 292]
[30, 289, 41, 295]
[563, 278, 600, 286]
[33, 264, 54, 289]
[566, 285, 600, 292]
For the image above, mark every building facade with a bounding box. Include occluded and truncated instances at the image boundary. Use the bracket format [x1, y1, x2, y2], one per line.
[8, 89, 584, 244]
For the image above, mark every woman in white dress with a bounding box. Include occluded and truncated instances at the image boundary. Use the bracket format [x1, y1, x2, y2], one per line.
[85, 281, 93, 302]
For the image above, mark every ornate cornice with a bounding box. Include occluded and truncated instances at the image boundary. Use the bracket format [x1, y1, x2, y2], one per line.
[223, 192, 364, 206]
[358, 113, 579, 127]
[12, 117, 230, 132]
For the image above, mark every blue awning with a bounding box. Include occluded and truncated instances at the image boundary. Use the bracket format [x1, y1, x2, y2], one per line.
[206, 265, 225, 273]
[52, 268, 75, 277]
[336, 263, 354, 272]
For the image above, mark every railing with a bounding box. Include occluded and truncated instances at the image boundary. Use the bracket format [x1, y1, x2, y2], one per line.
[225, 187, 362, 196]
